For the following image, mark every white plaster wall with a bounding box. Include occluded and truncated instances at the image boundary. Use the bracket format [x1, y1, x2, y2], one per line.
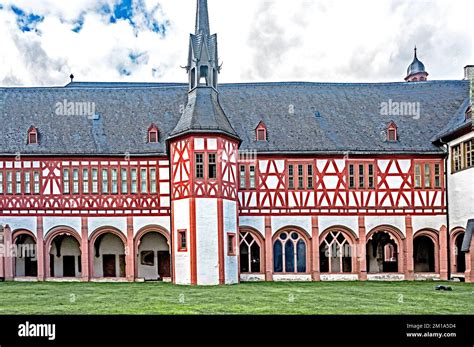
[173, 199, 191, 285]
[1, 217, 37, 236]
[365, 216, 405, 236]
[43, 217, 82, 238]
[92, 234, 125, 277]
[412, 215, 446, 234]
[14, 236, 36, 277]
[318, 216, 358, 235]
[224, 200, 238, 284]
[133, 216, 171, 236]
[196, 199, 219, 285]
[88, 217, 127, 237]
[239, 216, 265, 237]
[448, 133, 474, 229]
[137, 233, 169, 280]
[50, 236, 81, 277]
[271, 216, 311, 236]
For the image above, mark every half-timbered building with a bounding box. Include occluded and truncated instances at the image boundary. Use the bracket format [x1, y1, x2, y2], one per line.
[0, 0, 473, 284]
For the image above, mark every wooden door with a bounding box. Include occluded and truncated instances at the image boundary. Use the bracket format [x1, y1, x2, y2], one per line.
[25, 256, 37, 277]
[157, 251, 171, 279]
[63, 256, 76, 277]
[119, 255, 126, 277]
[103, 254, 116, 277]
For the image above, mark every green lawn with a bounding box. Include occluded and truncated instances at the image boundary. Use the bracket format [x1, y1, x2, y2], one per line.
[0, 281, 472, 315]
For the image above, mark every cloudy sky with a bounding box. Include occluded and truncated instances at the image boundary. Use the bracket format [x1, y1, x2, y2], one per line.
[0, 0, 472, 87]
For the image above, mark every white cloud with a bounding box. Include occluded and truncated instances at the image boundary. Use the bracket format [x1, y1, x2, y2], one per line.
[0, 0, 472, 87]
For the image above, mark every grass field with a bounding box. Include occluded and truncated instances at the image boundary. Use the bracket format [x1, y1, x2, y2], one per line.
[0, 281, 472, 315]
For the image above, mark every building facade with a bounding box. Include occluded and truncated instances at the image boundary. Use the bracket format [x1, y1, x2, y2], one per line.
[0, 0, 473, 285]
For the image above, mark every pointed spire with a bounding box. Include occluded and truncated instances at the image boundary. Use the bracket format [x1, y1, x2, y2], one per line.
[195, 0, 210, 36]
[405, 46, 428, 82]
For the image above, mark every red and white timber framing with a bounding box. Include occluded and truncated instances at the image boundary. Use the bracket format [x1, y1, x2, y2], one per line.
[169, 134, 239, 285]
[238, 155, 446, 216]
[1, 152, 473, 283]
[0, 157, 171, 216]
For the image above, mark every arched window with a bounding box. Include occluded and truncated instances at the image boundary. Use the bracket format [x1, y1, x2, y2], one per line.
[27, 126, 38, 145]
[255, 121, 267, 142]
[387, 122, 398, 142]
[148, 124, 159, 143]
[273, 230, 306, 273]
[239, 231, 262, 273]
[320, 231, 353, 273]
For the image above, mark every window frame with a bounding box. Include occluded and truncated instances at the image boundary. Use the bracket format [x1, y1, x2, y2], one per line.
[208, 153, 217, 180]
[24, 171, 31, 195]
[33, 171, 40, 195]
[465, 139, 474, 169]
[63, 169, 70, 194]
[227, 233, 237, 256]
[452, 144, 463, 173]
[148, 124, 159, 143]
[195, 153, 205, 180]
[27, 127, 38, 145]
[149, 168, 157, 194]
[239, 230, 263, 274]
[273, 230, 308, 274]
[91, 168, 99, 194]
[414, 161, 443, 189]
[101, 168, 109, 195]
[347, 161, 376, 190]
[178, 229, 188, 252]
[387, 123, 398, 142]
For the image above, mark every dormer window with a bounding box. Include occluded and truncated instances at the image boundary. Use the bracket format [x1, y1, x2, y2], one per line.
[148, 124, 159, 143]
[387, 122, 398, 142]
[256, 121, 267, 142]
[27, 126, 38, 145]
[466, 106, 472, 121]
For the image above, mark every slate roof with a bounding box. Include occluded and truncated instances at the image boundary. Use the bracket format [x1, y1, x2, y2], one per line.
[0, 80, 469, 156]
[433, 98, 472, 142]
[168, 87, 239, 141]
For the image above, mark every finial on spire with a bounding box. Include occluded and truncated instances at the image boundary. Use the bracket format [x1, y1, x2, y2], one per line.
[195, 0, 210, 36]
[414, 45, 417, 58]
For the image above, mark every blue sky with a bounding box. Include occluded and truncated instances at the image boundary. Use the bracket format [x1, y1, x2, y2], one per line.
[0, 0, 472, 86]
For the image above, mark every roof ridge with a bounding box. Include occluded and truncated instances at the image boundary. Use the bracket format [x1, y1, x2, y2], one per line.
[0, 79, 467, 91]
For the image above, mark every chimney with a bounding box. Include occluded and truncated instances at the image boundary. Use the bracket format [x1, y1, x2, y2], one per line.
[465, 65, 474, 105]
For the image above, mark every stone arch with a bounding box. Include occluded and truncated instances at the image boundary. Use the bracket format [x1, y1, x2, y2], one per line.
[12, 229, 37, 278]
[89, 226, 127, 278]
[319, 226, 358, 274]
[413, 228, 439, 273]
[239, 226, 265, 274]
[272, 226, 311, 274]
[413, 229, 439, 273]
[44, 227, 81, 278]
[366, 225, 405, 274]
[450, 227, 466, 274]
[134, 225, 171, 280]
